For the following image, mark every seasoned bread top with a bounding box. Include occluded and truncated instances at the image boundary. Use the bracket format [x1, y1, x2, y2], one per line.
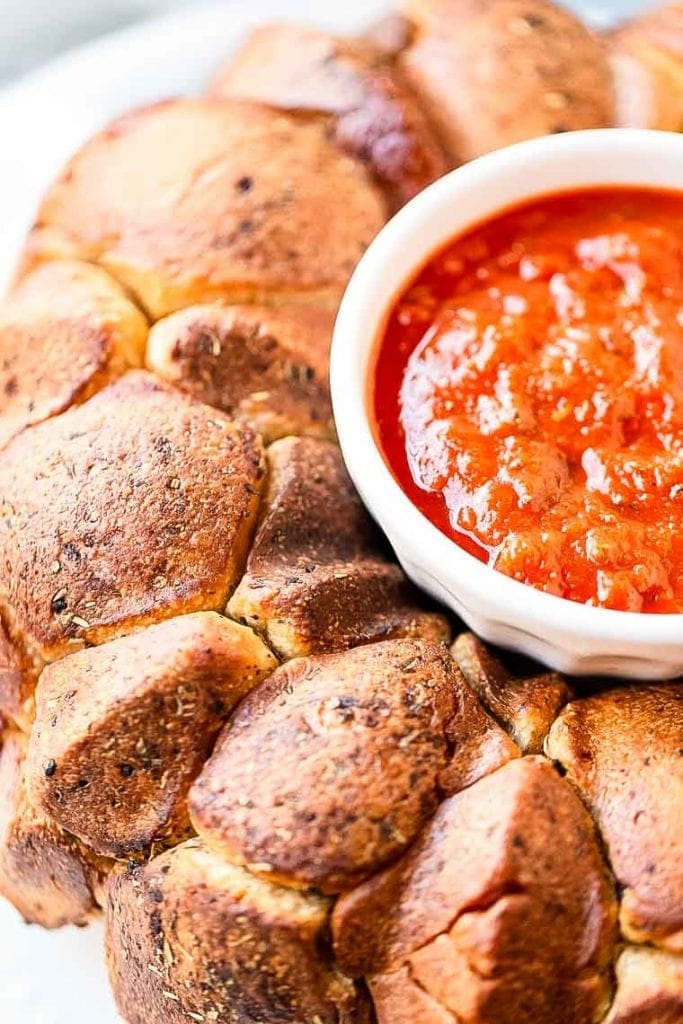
[210, 22, 448, 208]
[398, 0, 614, 161]
[0, 372, 265, 660]
[24, 99, 387, 318]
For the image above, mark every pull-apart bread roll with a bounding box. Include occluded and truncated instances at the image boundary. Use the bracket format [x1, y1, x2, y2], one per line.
[23, 613, 276, 858]
[106, 840, 373, 1024]
[189, 639, 517, 893]
[0, 730, 108, 928]
[147, 303, 336, 443]
[209, 22, 448, 209]
[395, 0, 614, 162]
[16, 97, 383, 442]
[452, 631, 573, 753]
[0, 372, 266, 663]
[22, 99, 387, 318]
[0, 260, 146, 451]
[547, 686, 683, 953]
[333, 757, 617, 1024]
[228, 437, 450, 658]
[1, 4, 682, 1024]
[608, 2, 683, 129]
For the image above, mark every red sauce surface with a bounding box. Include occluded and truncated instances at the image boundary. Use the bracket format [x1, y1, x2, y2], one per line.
[374, 188, 683, 613]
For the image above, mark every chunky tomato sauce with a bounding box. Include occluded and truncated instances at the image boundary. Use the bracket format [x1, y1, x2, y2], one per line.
[374, 188, 683, 613]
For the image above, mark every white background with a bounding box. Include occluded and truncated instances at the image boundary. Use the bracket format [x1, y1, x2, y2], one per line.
[0, 0, 652, 1020]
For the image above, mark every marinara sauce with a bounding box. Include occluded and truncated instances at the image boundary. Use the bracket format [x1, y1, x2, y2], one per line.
[374, 188, 683, 613]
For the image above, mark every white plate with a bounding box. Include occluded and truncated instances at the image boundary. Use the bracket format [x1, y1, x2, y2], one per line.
[0, 1, 641, 1021]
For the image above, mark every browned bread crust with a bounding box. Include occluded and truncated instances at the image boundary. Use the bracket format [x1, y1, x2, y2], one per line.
[398, 0, 614, 162]
[0, 612, 39, 731]
[0, 371, 265, 661]
[608, 2, 683, 129]
[0, 260, 147, 451]
[209, 22, 448, 209]
[228, 435, 451, 656]
[106, 839, 371, 1024]
[22, 99, 387, 319]
[23, 613, 276, 858]
[189, 639, 516, 893]
[333, 756, 617, 1023]
[452, 631, 573, 752]
[0, 731, 107, 928]
[147, 303, 335, 443]
[546, 685, 683, 952]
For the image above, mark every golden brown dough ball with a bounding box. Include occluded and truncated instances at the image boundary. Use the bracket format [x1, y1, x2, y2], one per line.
[398, 0, 615, 162]
[23, 99, 387, 319]
[227, 435, 451, 657]
[0, 372, 265, 661]
[210, 22, 448, 208]
[0, 260, 146, 450]
[546, 684, 683, 953]
[608, 2, 683, 129]
[333, 756, 617, 1024]
[23, 613, 276, 858]
[106, 839, 370, 1024]
[452, 632, 573, 752]
[147, 302, 335, 443]
[189, 639, 516, 893]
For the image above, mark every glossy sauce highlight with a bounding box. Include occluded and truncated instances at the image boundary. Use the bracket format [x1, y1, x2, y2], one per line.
[373, 188, 683, 612]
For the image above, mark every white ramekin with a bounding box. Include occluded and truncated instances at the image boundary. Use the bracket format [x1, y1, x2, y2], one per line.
[331, 128, 683, 679]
